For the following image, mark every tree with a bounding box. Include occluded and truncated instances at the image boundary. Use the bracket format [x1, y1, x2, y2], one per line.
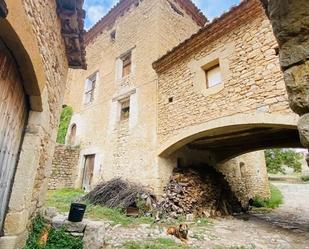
[265, 149, 303, 174]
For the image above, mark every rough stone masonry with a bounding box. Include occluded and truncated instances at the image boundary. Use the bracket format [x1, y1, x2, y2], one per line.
[264, 0, 309, 148]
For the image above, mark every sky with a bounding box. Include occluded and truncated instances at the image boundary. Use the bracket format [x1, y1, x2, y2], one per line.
[84, 0, 241, 30]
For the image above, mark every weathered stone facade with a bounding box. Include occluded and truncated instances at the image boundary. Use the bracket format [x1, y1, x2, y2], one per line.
[49, 145, 80, 190]
[59, 0, 299, 207]
[0, 1, 85, 248]
[63, 0, 205, 193]
[152, 0, 301, 199]
[263, 0, 309, 150]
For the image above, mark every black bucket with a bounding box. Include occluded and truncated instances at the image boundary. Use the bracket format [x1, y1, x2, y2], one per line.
[68, 203, 86, 222]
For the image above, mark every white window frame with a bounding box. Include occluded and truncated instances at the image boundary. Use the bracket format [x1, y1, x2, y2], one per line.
[84, 72, 98, 105]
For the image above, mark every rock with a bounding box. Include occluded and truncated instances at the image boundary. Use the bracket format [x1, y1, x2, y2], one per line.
[284, 61, 309, 115]
[83, 221, 107, 249]
[51, 214, 66, 229]
[43, 207, 58, 222]
[298, 114, 309, 147]
[64, 220, 86, 233]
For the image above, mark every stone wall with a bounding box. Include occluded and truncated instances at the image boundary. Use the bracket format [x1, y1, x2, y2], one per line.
[49, 145, 80, 190]
[0, 1, 70, 248]
[63, 0, 202, 193]
[156, 7, 293, 144]
[216, 151, 270, 205]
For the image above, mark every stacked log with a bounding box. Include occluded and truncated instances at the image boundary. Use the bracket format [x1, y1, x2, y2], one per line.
[158, 168, 242, 218]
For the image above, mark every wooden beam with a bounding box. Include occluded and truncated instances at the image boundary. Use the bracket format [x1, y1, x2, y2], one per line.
[0, 0, 8, 18]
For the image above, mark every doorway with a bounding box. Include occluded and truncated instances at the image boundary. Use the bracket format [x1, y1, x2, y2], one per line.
[82, 154, 95, 191]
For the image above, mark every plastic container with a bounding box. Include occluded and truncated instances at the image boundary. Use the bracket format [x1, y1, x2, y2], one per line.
[68, 203, 86, 222]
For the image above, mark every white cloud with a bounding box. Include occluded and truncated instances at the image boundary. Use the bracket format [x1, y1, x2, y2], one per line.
[87, 5, 106, 27]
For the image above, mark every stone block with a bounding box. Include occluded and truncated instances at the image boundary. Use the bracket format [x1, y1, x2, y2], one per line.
[83, 221, 107, 249]
[284, 61, 309, 115]
[51, 214, 67, 229]
[0, 236, 18, 249]
[4, 210, 28, 235]
[298, 114, 309, 147]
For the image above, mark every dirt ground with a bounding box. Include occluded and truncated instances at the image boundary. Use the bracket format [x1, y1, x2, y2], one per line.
[105, 183, 309, 249]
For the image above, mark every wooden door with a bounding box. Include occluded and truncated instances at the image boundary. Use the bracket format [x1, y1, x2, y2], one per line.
[82, 155, 95, 191]
[0, 40, 28, 232]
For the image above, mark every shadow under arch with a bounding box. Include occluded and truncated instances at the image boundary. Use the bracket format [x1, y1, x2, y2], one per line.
[0, 1, 46, 111]
[158, 113, 303, 163]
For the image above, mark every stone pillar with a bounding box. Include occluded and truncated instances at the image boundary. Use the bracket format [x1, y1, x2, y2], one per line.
[262, 0, 309, 149]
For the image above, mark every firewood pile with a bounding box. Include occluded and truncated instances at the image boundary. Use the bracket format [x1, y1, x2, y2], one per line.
[158, 168, 242, 218]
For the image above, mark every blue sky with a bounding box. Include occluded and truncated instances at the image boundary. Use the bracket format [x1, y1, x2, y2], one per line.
[84, 0, 241, 30]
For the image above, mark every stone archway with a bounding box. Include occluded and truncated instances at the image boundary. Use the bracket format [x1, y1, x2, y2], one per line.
[158, 113, 301, 161]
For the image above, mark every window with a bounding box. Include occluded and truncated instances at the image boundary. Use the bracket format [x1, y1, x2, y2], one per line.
[121, 52, 132, 78]
[84, 73, 97, 104]
[110, 30, 116, 42]
[205, 64, 222, 88]
[120, 98, 130, 120]
[68, 124, 77, 145]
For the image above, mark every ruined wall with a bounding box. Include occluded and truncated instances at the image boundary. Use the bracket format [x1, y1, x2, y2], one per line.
[49, 145, 80, 190]
[156, 12, 294, 144]
[63, 0, 201, 193]
[0, 1, 69, 248]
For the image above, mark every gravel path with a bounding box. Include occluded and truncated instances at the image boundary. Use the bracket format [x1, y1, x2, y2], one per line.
[104, 183, 309, 249]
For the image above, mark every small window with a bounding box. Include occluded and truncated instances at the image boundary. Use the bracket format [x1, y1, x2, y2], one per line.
[120, 98, 130, 120]
[121, 52, 132, 78]
[84, 73, 97, 104]
[205, 64, 222, 88]
[110, 30, 116, 42]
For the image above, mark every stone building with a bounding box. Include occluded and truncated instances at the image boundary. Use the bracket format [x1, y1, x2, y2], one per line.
[59, 0, 302, 205]
[0, 0, 85, 248]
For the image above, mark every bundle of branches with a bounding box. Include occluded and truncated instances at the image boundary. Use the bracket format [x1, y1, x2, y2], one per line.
[82, 178, 156, 210]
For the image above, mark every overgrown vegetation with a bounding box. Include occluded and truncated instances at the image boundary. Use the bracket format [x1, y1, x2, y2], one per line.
[120, 238, 192, 249]
[56, 106, 73, 144]
[265, 149, 303, 174]
[24, 216, 83, 249]
[252, 184, 283, 209]
[301, 175, 309, 182]
[45, 188, 154, 226]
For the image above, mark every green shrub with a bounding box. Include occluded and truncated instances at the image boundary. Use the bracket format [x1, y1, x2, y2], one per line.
[56, 106, 73, 144]
[24, 216, 83, 249]
[252, 184, 283, 209]
[301, 175, 309, 182]
[265, 149, 303, 174]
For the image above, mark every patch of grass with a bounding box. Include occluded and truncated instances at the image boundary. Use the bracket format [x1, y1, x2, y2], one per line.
[45, 189, 154, 226]
[120, 238, 192, 249]
[45, 188, 84, 213]
[24, 216, 83, 249]
[252, 184, 283, 209]
[301, 175, 309, 182]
